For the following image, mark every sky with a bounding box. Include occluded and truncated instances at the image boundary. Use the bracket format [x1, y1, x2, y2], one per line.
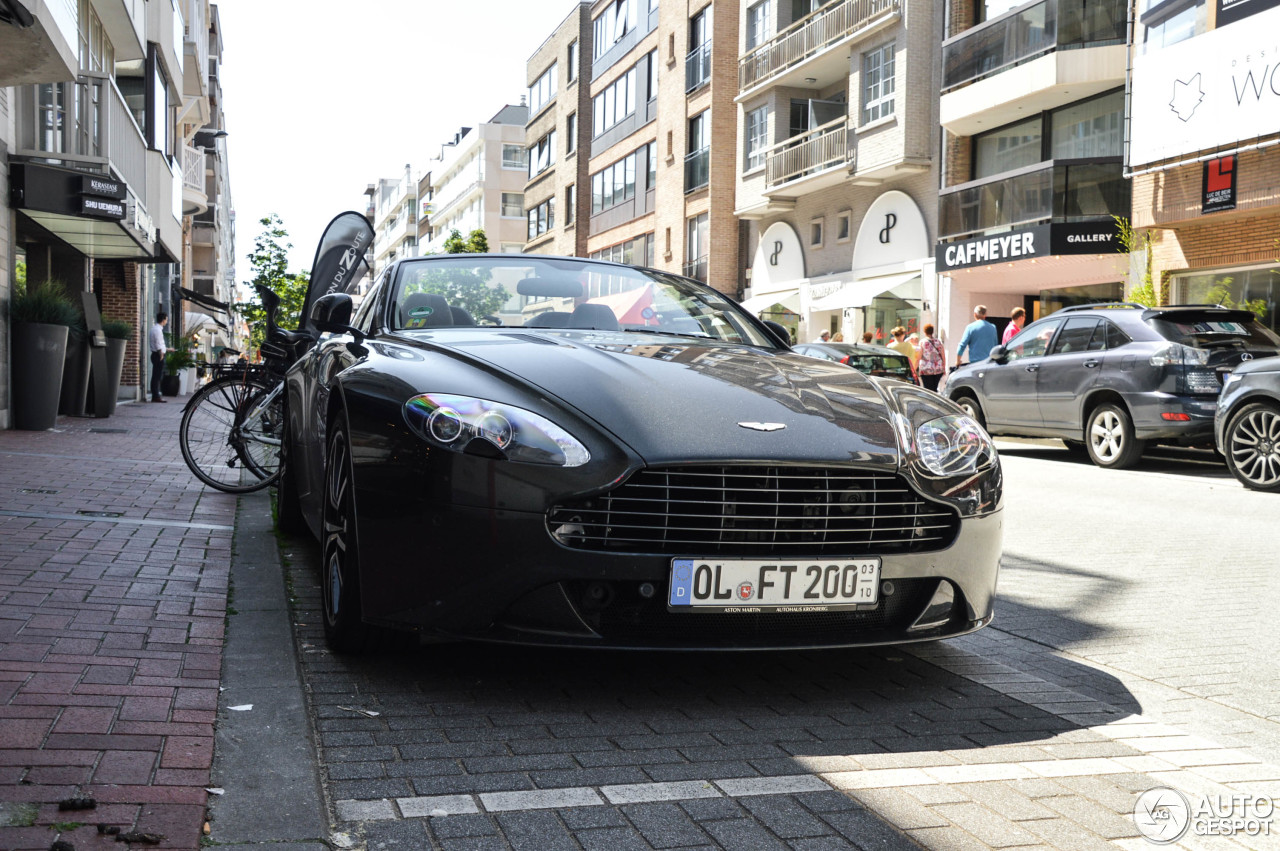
[215, 0, 577, 276]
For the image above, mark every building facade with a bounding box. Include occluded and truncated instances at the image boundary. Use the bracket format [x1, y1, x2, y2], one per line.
[1128, 0, 1280, 332]
[932, 0, 1129, 348]
[2, 0, 234, 426]
[366, 164, 418, 279]
[735, 0, 942, 345]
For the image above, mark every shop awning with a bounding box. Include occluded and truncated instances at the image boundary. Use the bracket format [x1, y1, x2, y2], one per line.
[179, 287, 230, 315]
[185, 311, 230, 334]
[738, 288, 800, 314]
[809, 272, 921, 312]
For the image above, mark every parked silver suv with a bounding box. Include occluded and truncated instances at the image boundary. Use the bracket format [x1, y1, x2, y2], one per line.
[946, 304, 1280, 469]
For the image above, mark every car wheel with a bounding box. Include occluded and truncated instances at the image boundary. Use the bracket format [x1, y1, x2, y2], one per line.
[321, 418, 372, 653]
[953, 394, 986, 429]
[1223, 402, 1280, 492]
[1085, 404, 1145, 469]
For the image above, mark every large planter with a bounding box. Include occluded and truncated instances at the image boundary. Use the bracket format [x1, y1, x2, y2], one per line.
[86, 338, 128, 418]
[161, 374, 181, 397]
[59, 333, 91, 416]
[12, 322, 70, 430]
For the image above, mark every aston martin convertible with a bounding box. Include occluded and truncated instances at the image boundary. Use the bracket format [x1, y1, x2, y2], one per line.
[278, 254, 1003, 652]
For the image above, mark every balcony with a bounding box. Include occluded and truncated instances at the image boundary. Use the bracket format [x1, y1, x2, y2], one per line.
[682, 255, 709, 283]
[939, 0, 1126, 134]
[192, 222, 216, 246]
[686, 42, 712, 93]
[763, 117, 852, 196]
[684, 148, 710, 193]
[181, 144, 208, 215]
[738, 0, 899, 99]
[938, 159, 1127, 240]
[183, 0, 210, 99]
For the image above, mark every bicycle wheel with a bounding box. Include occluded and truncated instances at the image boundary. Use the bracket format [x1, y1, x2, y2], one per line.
[180, 375, 280, 493]
[234, 382, 285, 483]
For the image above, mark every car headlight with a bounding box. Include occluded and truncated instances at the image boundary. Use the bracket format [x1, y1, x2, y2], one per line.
[403, 394, 590, 467]
[916, 414, 995, 476]
[887, 385, 1001, 516]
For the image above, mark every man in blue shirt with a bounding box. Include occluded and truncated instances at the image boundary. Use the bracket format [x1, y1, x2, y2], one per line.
[956, 305, 998, 364]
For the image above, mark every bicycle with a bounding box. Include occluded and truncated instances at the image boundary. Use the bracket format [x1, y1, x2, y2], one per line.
[179, 284, 313, 493]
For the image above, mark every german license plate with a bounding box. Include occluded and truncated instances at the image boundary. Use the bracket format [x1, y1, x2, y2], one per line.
[668, 558, 881, 612]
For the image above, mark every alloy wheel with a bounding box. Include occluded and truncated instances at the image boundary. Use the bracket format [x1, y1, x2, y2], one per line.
[1226, 404, 1280, 491]
[1089, 409, 1125, 462]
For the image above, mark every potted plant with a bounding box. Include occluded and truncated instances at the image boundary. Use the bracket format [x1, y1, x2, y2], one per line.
[6, 280, 80, 429]
[162, 329, 197, 396]
[89, 318, 133, 417]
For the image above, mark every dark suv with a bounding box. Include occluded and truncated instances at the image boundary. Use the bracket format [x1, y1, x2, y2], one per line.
[946, 304, 1280, 469]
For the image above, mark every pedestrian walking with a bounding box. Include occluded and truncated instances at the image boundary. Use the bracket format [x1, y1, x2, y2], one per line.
[814, 329, 831, 343]
[832, 332, 844, 343]
[917, 324, 946, 391]
[1002, 306, 1026, 345]
[955, 305, 998, 365]
[861, 331, 875, 344]
[149, 312, 173, 403]
[886, 326, 918, 382]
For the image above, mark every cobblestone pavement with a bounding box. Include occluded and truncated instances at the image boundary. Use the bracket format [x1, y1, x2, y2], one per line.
[0, 398, 235, 850]
[276, 442, 1280, 851]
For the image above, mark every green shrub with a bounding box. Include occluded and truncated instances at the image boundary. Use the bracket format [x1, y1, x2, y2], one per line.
[101, 318, 134, 340]
[7, 280, 80, 327]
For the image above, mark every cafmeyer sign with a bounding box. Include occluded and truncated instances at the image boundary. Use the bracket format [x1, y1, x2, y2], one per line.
[1130, 6, 1280, 167]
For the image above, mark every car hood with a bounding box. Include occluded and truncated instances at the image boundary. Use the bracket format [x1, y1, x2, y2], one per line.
[407, 329, 903, 467]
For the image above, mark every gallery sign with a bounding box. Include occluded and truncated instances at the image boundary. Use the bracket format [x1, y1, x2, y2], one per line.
[1202, 155, 1237, 213]
[1130, 5, 1280, 167]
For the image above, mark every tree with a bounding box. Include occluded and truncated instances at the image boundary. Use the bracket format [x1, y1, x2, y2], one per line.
[235, 215, 311, 353]
[408, 228, 508, 319]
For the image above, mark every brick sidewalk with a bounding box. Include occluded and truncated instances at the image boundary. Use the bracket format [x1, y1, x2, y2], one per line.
[0, 397, 238, 850]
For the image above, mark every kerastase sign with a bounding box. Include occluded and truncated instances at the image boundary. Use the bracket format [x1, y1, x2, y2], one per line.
[1130, 6, 1280, 167]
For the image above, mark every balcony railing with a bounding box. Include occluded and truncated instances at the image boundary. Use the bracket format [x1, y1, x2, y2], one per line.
[185, 0, 210, 88]
[684, 148, 710, 192]
[739, 0, 898, 91]
[942, 0, 1125, 92]
[683, 255, 709, 282]
[938, 159, 1128, 239]
[764, 116, 850, 188]
[182, 144, 204, 193]
[685, 41, 712, 92]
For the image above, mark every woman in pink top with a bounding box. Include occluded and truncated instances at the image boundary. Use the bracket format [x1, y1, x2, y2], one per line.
[1002, 307, 1026, 345]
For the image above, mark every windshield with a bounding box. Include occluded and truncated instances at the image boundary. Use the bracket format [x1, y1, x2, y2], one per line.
[386, 256, 776, 347]
[1148, 311, 1280, 350]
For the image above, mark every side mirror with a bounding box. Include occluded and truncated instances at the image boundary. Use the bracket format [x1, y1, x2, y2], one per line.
[762, 320, 792, 348]
[988, 344, 1007, 363]
[311, 293, 364, 342]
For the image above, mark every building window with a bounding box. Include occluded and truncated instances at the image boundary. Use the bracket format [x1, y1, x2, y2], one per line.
[501, 192, 524, 217]
[1049, 90, 1124, 159]
[862, 42, 895, 124]
[1141, 0, 1205, 52]
[529, 63, 558, 115]
[810, 218, 824, 248]
[744, 104, 770, 171]
[502, 144, 528, 170]
[592, 65, 637, 137]
[527, 197, 556, 239]
[646, 141, 658, 188]
[836, 211, 851, 243]
[975, 117, 1042, 178]
[746, 0, 772, 50]
[567, 39, 578, 81]
[590, 233, 655, 273]
[646, 49, 658, 100]
[591, 148, 639, 214]
[685, 111, 710, 192]
[566, 184, 575, 224]
[685, 213, 709, 282]
[594, 0, 641, 59]
[528, 131, 556, 179]
[566, 113, 576, 153]
[686, 7, 712, 92]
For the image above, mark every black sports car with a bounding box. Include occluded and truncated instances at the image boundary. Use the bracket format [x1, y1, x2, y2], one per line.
[279, 254, 1003, 652]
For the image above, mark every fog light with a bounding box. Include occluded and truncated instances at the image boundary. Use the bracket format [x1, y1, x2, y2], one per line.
[1161, 412, 1192, 421]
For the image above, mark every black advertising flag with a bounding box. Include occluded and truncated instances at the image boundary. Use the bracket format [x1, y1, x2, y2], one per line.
[300, 211, 375, 334]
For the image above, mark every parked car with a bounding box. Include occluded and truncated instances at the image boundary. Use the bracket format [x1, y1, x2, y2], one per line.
[279, 254, 1003, 653]
[947, 303, 1280, 469]
[792, 342, 915, 382]
[1216, 355, 1280, 491]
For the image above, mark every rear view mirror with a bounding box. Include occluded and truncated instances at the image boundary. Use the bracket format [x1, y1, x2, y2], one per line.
[763, 320, 792, 348]
[516, 278, 584, 298]
[988, 344, 1007, 362]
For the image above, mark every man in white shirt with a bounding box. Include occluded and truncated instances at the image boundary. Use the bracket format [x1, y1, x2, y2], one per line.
[149, 312, 172, 402]
[813, 329, 831, 344]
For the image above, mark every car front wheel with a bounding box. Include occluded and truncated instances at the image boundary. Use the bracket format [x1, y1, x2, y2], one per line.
[321, 418, 373, 653]
[1085, 403, 1144, 469]
[1224, 402, 1280, 492]
[953, 393, 986, 429]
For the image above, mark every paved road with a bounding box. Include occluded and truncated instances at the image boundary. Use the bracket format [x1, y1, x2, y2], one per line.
[267, 443, 1280, 850]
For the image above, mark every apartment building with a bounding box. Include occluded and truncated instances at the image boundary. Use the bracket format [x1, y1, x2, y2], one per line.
[1128, 0, 1280, 333]
[933, 0, 1129, 345]
[420, 105, 531, 256]
[735, 0, 942, 344]
[2, 0, 235, 426]
[365, 164, 418, 279]
[524, 0, 742, 298]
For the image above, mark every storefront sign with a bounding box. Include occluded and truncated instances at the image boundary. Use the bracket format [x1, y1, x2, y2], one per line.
[1130, 5, 1280, 166]
[80, 196, 126, 219]
[79, 174, 126, 200]
[751, 222, 805, 293]
[1202, 155, 1237, 213]
[853, 191, 929, 274]
[937, 225, 1050, 271]
[1217, 0, 1280, 27]
[1049, 221, 1121, 254]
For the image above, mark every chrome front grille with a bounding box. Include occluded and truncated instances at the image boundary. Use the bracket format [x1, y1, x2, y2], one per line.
[548, 466, 960, 556]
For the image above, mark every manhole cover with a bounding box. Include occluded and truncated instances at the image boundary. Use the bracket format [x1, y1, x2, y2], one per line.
[89, 428, 129, 434]
[76, 510, 124, 518]
[18, 488, 60, 494]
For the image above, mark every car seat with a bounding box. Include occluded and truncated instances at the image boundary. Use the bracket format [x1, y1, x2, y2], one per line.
[400, 293, 453, 328]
